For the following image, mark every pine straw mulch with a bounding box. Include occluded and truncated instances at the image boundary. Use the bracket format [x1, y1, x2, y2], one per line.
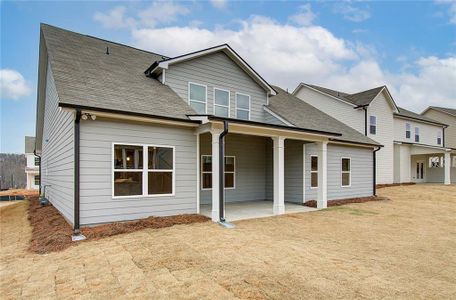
[27, 195, 209, 254]
[0, 189, 39, 197]
[376, 182, 416, 189]
[304, 196, 390, 208]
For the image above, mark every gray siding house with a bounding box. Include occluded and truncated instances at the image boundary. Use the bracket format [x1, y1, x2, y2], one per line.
[35, 24, 381, 236]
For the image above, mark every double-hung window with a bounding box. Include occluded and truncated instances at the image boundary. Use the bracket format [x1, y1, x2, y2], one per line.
[188, 82, 207, 114]
[34, 175, 40, 186]
[415, 127, 420, 143]
[369, 116, 377, 135]
[201, 155, 235, 189]
[405, 123, 411, 139]
[341, 158, 351, 187]
[437, 131, 442, 145]
[236, 93, 250, 120]
[34, 157, 40, 166]
[214, 88, 230, 117]
[113, 144, 174, 197]
[310, 156, 318, 188]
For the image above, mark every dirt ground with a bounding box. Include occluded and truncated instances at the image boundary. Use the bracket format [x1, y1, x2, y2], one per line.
[1, 184, 455, 299]
[0, 189, 39, 197]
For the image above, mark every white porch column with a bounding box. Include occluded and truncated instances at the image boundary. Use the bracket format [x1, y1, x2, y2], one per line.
[444, 151, 451, 185]
[211, 129, 222, 221]
[317, 141, 328, 209]
[273, 136, 285, 215]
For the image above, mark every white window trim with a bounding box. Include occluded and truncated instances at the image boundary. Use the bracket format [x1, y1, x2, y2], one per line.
[341, 157, 351, 187]
[437, 131, 442, 145]
[235, 92, 251, 120]
[200, 154, 236, 190]
[310, 155, 318, 189]
[369, 115, 377, 135]
[188, 82, 207, 114]
[213, 87, 230, 118]
[405, 123, 411, 139]
[415, 127, 420, 142]
[112, 143, 175, 199]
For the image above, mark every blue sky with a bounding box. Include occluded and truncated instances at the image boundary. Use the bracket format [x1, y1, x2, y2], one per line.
[1, 0, 455, 153]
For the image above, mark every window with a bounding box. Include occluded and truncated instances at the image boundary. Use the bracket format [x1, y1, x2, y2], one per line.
[188, 82, 207, 114]
[113, 144, 174, 197]
[236, 93, 250, 120]
[34, 175, 40, 186]
[369, 116, 377, 135]
[437, 131, 442, 145]
[310, 156, 318, 188]
[415, 127, 420, 142]
[405, 123, 411, 139]
[341, 158, 351, 187]
[429, 156, 442, 168]
[201, 155, 235, 189]
[34, 157, 40, 166]
[214, 88, 230, 117]
[453, 156, 456, 168]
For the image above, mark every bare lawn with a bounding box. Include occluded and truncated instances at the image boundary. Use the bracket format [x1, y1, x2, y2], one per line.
[1, 185, 455, 299]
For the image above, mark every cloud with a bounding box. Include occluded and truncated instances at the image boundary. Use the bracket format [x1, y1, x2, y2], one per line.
[334, 2, 371, 22]
[0, 69, 32, 100]
[435, 0, 456, 24]
[289, 4, 316, 26]
[210, 0, 227, 9]
[94, 6, 135, 29]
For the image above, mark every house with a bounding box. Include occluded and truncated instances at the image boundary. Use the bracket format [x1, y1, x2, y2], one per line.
[24, 136, 39, 190]
[35, 24, 381, 236]
[422, 107, 456, 148]
[293, 83, 454, 185]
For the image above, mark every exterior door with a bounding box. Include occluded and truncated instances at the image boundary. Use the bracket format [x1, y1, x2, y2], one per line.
[415, 160, 425, 183]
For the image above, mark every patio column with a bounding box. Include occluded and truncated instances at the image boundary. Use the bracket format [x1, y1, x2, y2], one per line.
[317, 141, 328, 209]
[273, 136, 285, 215]
[211, 129, 223, 221]
[444, 151, 451, 185]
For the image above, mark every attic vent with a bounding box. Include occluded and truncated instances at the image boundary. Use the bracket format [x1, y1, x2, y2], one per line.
[106, 46, 109, 55]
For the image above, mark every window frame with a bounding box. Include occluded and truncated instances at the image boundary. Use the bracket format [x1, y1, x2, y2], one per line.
[415, 127, 420, 143]
[200, 155, 236, 190]
[369, 115, 377, 135]
[405, 123, 411, 139]
[437, 130, 442, 145]
[112, 143, 175, 199]
[341, 157, 351, 187]
[235, 92, 251, 120]
[188, 82, 207, 114]
[34, 157, 40, 166]
[213, 87, 230, 118]
[310, 155, 318, 189]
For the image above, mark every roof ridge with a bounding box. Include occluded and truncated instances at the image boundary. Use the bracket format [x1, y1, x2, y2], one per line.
[40, 23, 168, 59]
[347, 85, 385, 96]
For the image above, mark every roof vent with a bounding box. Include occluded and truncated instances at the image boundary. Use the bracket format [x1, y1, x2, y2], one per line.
[106, 46, 109, 55]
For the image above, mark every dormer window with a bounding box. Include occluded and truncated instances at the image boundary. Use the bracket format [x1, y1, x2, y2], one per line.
[214, 88, 230, 117]
[437, 131, 442, 145]
[188, 82, 207, 114]
[369, 116, 377, 135]
[236, 93, 250, 120]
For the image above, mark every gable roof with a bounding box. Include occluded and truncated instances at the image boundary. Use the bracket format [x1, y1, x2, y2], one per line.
[25, 136, 35, 153]
[39, 24, 197, 121]
[422, 106, 456, 118]
[146, 44, 277, 96]
[395, 107, 448, 127]
[267, 86, 380, 146]
[294, 83, 398, 110]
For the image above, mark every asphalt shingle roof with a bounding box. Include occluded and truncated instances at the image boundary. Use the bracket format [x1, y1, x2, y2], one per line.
[25, 136, 35, 153]
[426, 106, 456, 117]
[306, 84, 385, 107]
[267, 86, 380, 146]
[396, 107, 447, 126]
[41, 24, 196, 121]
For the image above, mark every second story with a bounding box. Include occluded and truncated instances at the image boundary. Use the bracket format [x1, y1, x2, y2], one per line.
[25, 136, 39, 170]
[421, 107, 456, 149]
[293, 83, 448, 148]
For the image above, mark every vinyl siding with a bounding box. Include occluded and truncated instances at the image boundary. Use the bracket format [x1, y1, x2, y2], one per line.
[40, 61, 74, 225]
[264, 110, 288, 126]
[294, 86, 365, 133]
[284, 140, 304, 203]
[422, 110, 456, 148]
[394, 143, 412, 183]
[165, 52, 268, 122]
[79, 119, 197, 225]
[394, 117, 444, 147]
[368, 92, 395, 184]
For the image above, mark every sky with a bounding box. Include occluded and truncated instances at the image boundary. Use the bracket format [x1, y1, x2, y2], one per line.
[1, 0, 455, 153]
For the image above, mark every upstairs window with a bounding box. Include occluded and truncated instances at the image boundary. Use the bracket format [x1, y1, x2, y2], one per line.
[405, 123, 411, 139]
[188, 82, 207, 114]
[236, 93, 250, 120]
[310, 156, 318, 188]
[369, 116, 377, 135]
[214, 88, 230, 117]
[437, 131, 442, 145]
[415, 127, 420, 143]
[341, 158, 351, 187]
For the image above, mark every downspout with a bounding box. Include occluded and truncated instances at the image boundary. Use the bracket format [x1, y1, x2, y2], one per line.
[219, 120, 229, 222]
[363, 107, 368, 136]
[72, 109, 85, 240]
[442, 127, 445, 147]
[373, 146, 381, 196]
[33, 149, 41, 195]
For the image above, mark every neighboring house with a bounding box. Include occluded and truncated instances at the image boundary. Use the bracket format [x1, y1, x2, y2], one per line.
[25, 136, 40, 190]
[293, 83, 454, 185]
[422, 107, 456, 148]
[35, 24, 381, 234]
